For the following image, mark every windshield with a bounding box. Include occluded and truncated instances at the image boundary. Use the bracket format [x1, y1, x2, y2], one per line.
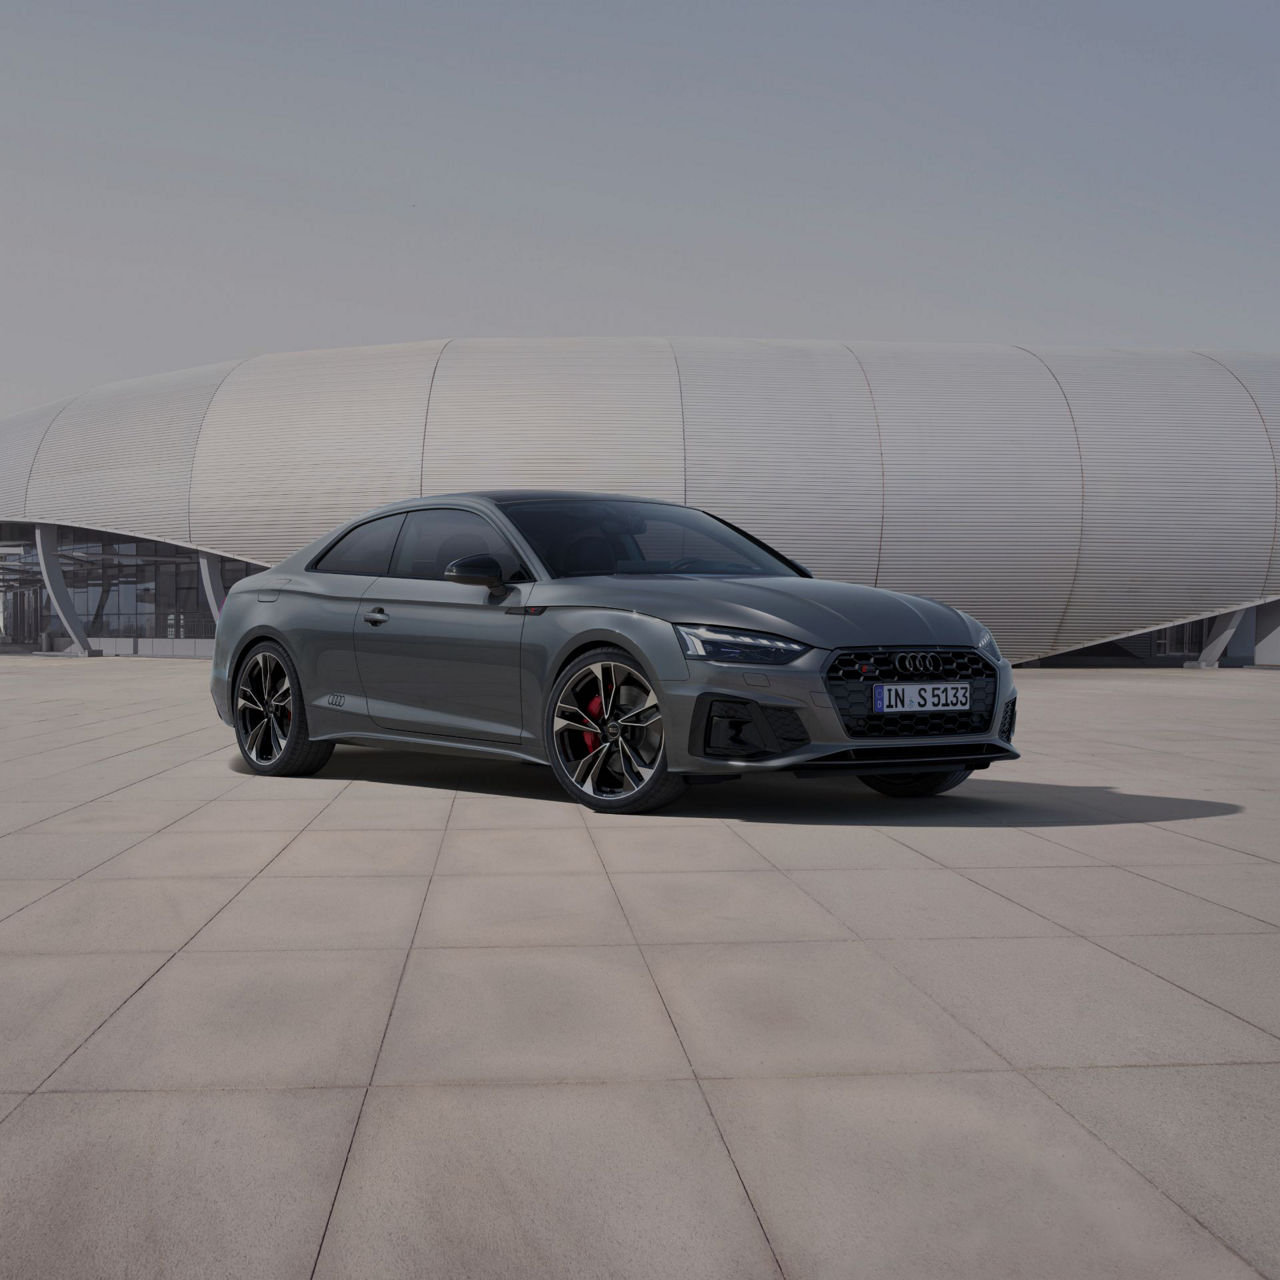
[498, 498, 801, 579]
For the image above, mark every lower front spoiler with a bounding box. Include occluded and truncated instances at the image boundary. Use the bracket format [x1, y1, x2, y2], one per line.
[678, 739, 1020, 777]
[789, 741, 1020, 775]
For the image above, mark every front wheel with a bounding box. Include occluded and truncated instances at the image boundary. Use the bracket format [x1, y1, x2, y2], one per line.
[233, 641, 334, 777]
[860, 768, 972, 798]
[545, 646, 687, 814]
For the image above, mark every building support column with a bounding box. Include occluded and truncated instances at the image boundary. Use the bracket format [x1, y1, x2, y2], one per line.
[198, 551, 226, 621]
[1255, 600, 1280, 667]
[1187, 608, 1246, 669]
[34, 524, 95, 656]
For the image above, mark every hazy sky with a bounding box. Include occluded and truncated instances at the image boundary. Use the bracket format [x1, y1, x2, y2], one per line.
[2, 0, 1278, 417]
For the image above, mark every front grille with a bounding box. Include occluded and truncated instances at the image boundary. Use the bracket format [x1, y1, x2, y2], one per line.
[998, 697, 1017, 742]
[825, 648, 998, 738]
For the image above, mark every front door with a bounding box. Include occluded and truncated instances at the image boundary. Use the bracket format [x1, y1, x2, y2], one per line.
[354, 507, 530, 741]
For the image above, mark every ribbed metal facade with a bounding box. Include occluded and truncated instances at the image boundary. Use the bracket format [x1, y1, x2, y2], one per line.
[3, 338, 1278, 662]
[678, 339, 881, 585]
[26, 362, 238, 546]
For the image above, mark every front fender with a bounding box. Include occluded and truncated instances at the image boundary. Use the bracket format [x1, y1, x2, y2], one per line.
[517, 608, 690, 757]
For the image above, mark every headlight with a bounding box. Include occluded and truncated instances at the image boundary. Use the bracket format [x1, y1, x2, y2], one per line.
[975, 626, 1001, 659]
[675, 624, 811, 665]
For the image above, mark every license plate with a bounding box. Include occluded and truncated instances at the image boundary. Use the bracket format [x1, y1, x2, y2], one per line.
[873, 682, 970, 712]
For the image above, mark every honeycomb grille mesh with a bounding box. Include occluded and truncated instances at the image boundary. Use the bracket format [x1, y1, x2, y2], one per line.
[998, 697, 1018, 742]
[759, 705, 811, 751]
[825, 648, 998, 738]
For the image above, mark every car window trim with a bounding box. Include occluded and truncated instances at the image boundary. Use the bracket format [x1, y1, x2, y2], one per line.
[306, 512, 407, 576]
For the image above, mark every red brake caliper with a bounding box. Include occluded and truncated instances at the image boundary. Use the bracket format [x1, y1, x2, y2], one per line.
[583, 693, 604, 753]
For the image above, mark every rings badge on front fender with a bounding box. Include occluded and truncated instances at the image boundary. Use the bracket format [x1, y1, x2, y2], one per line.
[894, 652, 943, 675]
[327, 693, 346, 708]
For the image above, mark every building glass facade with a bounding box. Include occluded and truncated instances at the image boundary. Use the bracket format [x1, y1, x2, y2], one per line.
[0, 521, 260, 653]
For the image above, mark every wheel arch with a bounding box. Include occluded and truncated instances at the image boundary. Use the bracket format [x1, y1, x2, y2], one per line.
[228, 625, 300, 694]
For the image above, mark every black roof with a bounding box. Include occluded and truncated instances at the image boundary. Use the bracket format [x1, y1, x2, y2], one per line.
[448, 490, 683, 506]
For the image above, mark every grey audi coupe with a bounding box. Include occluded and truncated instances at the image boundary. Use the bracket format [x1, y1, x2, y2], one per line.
[211, 492, 1018, 813]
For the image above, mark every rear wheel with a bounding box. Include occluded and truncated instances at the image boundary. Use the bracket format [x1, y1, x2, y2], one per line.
[860, 768, 972, 798]
[545, 646, 687, 814]
[233, 641, 334, 777]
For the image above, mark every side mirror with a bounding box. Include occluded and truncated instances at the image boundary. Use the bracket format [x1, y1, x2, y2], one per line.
[445, 553, 505, 590]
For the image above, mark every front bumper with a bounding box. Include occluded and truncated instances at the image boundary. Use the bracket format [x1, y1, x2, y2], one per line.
[659, 647, 1019, 776]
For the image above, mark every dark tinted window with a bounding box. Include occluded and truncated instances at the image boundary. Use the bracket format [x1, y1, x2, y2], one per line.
[313, 514, 405, 576]
[390, 508, 529, 582]
[500, 499, 799, 578]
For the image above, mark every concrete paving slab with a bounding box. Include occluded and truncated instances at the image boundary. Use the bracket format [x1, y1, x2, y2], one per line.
[793, 868, 1068, 938]
[705, 1073, 1258, 1280]
[1144, 815, 1280, 860]
[314, 1082, 782, 1280]
[186, 875, 428, 951]
[0, 1088, 362, 1280]
[219, 775, 351, 801]
[106, 774, 245, 802]
[0, 880, 63, 921]
[964, 867, 1275, 935]
[433, 826, 602, 874]
[0, 876, 244, 953]
[0, 801, 84, 835]
[25, 798, 204, 833]
[727, 820, 934, 869]
[416, 872, 633, 947]
[886, 824, 1105, 867]
[307, 790, 455, 830]
[873, 936, 1280, 1067]
[1098, 933, 1280, 1038]
[48, 950, 404, 1090]
[263, 828, 443, 876]
[1132, 864, 1280, 926]
[1023, 823, 1267, 866]
[1, 657, 1279, 1277]
[0, 829, 148, 880]
[447, 793, 586, 829]
[580, 807, 711, 829]
[594, 823, 772, 872]
[0, 1095, 21, 1123]
[1032, 1064, 1280, 1280]
[375, 946, 690, 1083]
[168, 797, 332, 832]
[87, 829, 293, 878]
[611, 870, 852, 943]
[0, 952, 167, 1091]
[646, 941, 1002, 1077]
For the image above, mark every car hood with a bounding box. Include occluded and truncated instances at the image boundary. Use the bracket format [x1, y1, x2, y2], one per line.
[530, 575, 974, 649]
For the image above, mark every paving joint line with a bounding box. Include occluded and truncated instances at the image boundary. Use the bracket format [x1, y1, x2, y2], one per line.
[307, 786, 455, 1279]
[582, 813, 789, 1280]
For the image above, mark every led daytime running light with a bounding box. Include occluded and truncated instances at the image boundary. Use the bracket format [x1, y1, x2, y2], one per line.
[675, 624, 810, 664]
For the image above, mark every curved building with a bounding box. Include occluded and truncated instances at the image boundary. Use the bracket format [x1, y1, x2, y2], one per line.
[2, 338, 1278, 663]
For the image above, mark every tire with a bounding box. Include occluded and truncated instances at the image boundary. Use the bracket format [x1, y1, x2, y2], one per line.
[860, 768, 972, 798]
[232, 640, 334, 777]
[544, 645, 687, 814]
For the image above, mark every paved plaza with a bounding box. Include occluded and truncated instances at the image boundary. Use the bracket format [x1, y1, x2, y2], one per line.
[0, 655, 1278, 1279]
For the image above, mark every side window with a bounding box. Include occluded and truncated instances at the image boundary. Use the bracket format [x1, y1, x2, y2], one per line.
[390, 509, 527, 582]
[313, 514, 405, 575]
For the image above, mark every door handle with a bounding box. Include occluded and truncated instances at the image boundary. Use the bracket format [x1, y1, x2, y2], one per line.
[362, 607, 390, 626]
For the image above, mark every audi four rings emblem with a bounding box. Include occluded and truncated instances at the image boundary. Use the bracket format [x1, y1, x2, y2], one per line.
[894, 652, 942, 675]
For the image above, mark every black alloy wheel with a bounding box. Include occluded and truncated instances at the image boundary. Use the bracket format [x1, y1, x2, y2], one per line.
[233, 641, 334, 777]
[546, 646, 686, 813]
